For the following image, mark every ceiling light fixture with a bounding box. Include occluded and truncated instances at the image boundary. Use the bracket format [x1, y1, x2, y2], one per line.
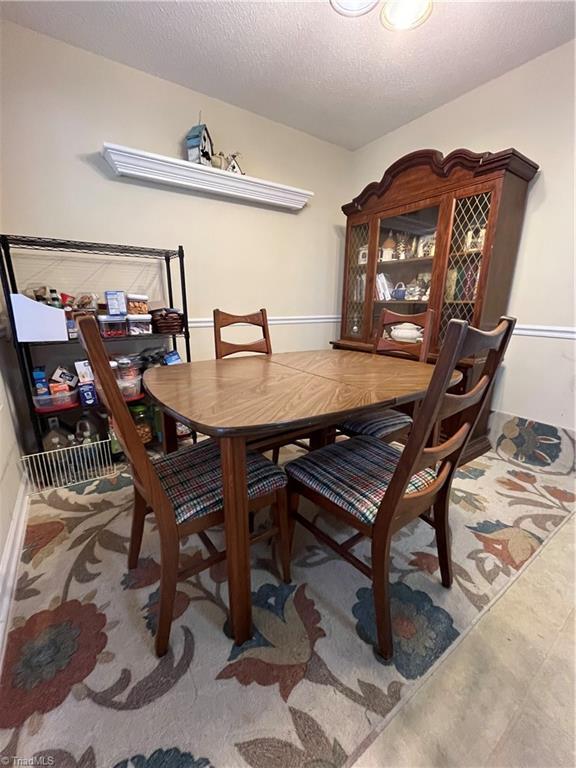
[381, 0, 433, 30]
[330, 0, 380, 18]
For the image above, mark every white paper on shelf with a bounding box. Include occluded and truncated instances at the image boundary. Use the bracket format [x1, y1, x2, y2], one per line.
[10, 294, 68, 342]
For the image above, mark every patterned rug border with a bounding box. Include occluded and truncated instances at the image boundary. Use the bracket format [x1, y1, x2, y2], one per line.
[344, 510, 575, 767]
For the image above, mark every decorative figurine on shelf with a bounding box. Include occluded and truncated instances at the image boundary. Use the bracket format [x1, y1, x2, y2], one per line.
[380, 232, 396, 262]
[186, 115, 214, 165]
[225, 152, 245, 175]
[417, 233, 436, 259]
[465, 227, 486, 252]
[211, 151, 227, 171]
[394, 233, 409, 260]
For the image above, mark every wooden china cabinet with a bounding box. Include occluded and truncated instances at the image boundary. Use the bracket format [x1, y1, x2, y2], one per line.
[333, 148, 539, 459]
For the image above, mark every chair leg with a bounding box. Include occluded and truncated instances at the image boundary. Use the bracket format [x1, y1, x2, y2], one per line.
[435, 487, 453, 588]
[128, 488, 147, 569]
[287, 489, 299, 556]
[274, 490, 291, 583]
[272, 446, 280, 464]
[155, 543, 179, 657]
[371, 536, 393, 661]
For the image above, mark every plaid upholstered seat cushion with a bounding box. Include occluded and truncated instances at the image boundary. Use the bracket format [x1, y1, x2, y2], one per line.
[153, 441, 286, 525]
[285, 435, 436, 526]
[339, 408, 412, 439]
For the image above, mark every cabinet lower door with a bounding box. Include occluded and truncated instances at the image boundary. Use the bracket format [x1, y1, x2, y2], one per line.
[439, 191, 492, 342]
[343, 222, 370, 339]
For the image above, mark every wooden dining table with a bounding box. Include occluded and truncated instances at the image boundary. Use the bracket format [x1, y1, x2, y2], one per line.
[143, 349, 460, 646]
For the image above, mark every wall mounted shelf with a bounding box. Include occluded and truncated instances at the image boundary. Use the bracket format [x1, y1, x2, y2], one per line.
[102, 143, 314, 211]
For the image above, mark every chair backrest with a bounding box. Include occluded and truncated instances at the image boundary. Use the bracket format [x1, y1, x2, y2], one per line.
[374, 315, 516, 537]
[372, 308, 434, 362]
[213, 308, 272, 359]
[76, 316, 176, 535]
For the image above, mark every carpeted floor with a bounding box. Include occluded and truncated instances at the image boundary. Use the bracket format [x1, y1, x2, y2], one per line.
[1, 415, 574, 768]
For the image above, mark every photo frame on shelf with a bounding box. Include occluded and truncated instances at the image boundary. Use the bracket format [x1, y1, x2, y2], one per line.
[357, 245, 369, 265]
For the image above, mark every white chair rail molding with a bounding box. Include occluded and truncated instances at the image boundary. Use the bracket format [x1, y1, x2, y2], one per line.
[102, 143, 314, 211]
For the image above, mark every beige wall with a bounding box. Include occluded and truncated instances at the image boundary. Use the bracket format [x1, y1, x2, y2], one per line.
[0, 22, 350, 365]
[0, 21, 24, 550]
[351, 41, 575, 429]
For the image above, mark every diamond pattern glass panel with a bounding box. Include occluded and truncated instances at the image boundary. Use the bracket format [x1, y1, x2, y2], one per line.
[344, 223, 370, 337]
[439, 192, 492, 342]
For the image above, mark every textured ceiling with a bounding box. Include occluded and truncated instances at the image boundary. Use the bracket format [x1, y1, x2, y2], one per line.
[1, 1, 574, 149]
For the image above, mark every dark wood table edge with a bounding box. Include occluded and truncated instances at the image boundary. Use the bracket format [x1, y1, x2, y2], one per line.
[142, 364, 462, 439]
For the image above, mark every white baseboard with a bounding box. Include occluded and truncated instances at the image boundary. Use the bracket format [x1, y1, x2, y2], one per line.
[0, 478, 29, 669]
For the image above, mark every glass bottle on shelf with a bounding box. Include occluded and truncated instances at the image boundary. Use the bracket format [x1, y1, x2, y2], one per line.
[109, 422, 124, 462]
[42, 417, 69, 452]
[75, 410, 98, 444]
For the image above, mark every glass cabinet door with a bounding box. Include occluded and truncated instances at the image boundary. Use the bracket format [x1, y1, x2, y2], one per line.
[343, 222, 370, 338]
[438, 192, 492, 342]
[373, 205, 439, 333]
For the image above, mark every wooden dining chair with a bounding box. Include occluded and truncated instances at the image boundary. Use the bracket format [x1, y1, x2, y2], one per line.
[286, 316, 515, 660]
[77, 315, 291, 657]
[213, 308, 272, 359]
[213, 308, 311, 463]
[337, 309, 434, 442]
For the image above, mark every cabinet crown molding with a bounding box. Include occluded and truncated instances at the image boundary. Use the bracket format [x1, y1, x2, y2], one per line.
[342, 148, 539, 215]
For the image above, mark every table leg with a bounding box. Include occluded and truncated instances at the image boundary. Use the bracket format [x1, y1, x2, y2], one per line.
[220, 435, 252, 644]
[309, 427, 335, 450]
[162, 413, 178, 454]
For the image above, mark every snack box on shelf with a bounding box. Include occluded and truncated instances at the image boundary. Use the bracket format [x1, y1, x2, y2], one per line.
[126, 294, 149, 315]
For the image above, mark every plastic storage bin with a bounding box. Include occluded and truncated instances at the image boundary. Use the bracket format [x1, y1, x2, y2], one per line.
[33, 389, 80, 413]
[126, 314, 152, 335]
[98, 315, 126, 338]
[126, 294, 149, 315]
[118, 375, 142, 400]
[115, 356, 141, 380]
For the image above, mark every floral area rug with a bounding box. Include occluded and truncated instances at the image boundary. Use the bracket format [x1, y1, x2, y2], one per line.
[1, 416, 574, 768]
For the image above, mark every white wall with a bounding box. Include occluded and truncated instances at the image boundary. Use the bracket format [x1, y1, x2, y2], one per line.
[351, 41, 575, 429]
